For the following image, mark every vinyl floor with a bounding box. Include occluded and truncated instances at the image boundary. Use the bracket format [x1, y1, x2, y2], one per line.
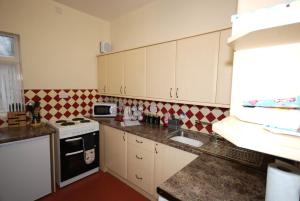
[39, 171, 150, 201]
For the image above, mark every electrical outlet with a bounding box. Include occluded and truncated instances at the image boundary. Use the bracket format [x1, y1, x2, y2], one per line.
[59, 91, 69, 99]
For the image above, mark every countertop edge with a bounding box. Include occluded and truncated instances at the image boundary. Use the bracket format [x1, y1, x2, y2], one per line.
[0, 124, 55, 144]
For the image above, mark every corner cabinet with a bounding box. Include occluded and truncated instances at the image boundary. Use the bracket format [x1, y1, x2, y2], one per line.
[154, 143, 197, 197]
[97, 29, 233, 107]
[103, 126, 127, 179]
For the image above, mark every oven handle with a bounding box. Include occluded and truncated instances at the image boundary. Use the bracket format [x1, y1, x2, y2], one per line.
[65, 137, 82, 142]
[65, 150, 83, 156]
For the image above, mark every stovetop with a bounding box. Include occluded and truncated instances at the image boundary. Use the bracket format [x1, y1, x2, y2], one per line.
[54, 117, 91, 126]
[49, 117, 99, 139]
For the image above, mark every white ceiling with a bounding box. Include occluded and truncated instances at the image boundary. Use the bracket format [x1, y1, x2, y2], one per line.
[54, 0, 156, 21]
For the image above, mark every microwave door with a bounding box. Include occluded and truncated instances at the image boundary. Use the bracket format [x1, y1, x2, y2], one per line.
[95, 105, 110, 115]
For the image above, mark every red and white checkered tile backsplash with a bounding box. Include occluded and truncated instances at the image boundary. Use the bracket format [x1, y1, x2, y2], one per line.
[24, 89, 100, 121]
[0, 90, 229, 134]
[99, 96, 229, 134]
[0, 89, 100, 128]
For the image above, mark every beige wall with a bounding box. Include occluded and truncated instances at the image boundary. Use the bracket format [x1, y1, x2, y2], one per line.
[111, 0, 237, 51]
[237, 0, 287, 13]
[0, 0, 110, 89]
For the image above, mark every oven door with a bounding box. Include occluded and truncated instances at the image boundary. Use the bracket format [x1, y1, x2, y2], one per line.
[60, 132, 99, 182]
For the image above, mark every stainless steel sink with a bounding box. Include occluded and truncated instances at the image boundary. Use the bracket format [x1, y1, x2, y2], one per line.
[169, 130, 208, 148]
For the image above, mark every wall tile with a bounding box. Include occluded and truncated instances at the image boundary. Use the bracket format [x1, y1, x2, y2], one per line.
[0, 91, 229, 135]
[100, 96, 229, 134]
[23, 89, 100, 122]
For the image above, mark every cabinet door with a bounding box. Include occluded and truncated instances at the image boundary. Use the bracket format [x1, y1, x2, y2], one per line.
[154, 143, 167, 196]
[104, 126, 127, 179]
[216, 29, 233, 105]
[97, 56, 108, 94]
[107, 53, 124, 96]
[164, 145, 197, 177]
[127, 144, 154, 194]
[146, 42, 176, 100]
[176, 32, 220, 103]
[124, 48, 146, 97]
[154, 143, 197, 197]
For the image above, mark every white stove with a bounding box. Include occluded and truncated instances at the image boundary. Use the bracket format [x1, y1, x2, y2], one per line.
[49, 117, 100, 188]
[49, 117, 99, 139]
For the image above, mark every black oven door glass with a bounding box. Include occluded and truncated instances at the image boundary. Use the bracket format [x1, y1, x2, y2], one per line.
[60, 132, 99, 182]
[94, 106, 111, 115]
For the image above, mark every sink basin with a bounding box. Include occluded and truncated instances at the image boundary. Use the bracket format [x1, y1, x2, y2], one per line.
[170, 136, 204, 148]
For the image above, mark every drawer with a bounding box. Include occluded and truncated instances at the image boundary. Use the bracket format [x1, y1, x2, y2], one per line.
[128, 145, 154, 194]
[127, 133, 154, 151]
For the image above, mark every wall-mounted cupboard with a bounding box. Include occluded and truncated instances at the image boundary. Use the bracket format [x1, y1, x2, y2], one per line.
[124, 48, 146, 97]
[97, 29, 233, 108]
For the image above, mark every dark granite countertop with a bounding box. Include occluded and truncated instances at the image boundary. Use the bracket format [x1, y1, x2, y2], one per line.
[94, 117, 178, 142]
[93, 117, 267, 201]
[157, 152, 266, 201]
[0, 123, 55, 144]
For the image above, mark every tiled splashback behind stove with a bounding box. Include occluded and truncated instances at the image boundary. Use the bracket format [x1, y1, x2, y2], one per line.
[0, 89, 100, 128]
[0, 90, 229, 134]
[99, 96, 229, 134]
[24, 89, 100, 120]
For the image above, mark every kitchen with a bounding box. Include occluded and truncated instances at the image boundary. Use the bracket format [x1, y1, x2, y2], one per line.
[0, 0, 300, 201]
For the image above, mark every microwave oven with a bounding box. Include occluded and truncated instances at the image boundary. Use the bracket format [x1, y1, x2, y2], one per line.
[92, 102, 117, 117]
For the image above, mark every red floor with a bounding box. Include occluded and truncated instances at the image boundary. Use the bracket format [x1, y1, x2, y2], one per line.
[39, 171, 150, 201]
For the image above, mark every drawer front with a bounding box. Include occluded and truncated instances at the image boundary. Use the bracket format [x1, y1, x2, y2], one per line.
[128, 145, 154, 194]
[127, 133, 154, 151]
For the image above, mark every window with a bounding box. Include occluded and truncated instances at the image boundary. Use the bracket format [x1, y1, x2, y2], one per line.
[0, 32, 23, 113]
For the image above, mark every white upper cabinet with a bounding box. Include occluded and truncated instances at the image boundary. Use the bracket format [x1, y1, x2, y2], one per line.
[176, 32, 220, 104]
[98, 29, 232, 107]
[124, 48, 146, 97]
[146, 42, 176, 100]
[107, 53, 124, 96]
[97, 55, 108, 94]
[215, 29, 233, 105]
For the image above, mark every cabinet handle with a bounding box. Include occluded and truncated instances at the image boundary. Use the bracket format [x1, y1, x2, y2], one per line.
[123, 135, 125, 141]
[135, 174, 143, 180]
[124, 86, 127, 95]
[120, 86, 123, 94]
[170, 88, 172, 98]
[176, 88, 179, 98]
[155, 147, 158, 154]
[136, 139, 143, 144]
[136, 155, 143, 160]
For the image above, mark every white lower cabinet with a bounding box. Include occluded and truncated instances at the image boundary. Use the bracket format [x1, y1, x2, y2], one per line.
[127, 140, 154, 194]
[104, 126, 127, 179]
[0, 136, 52, 201]
[154, 142, 198, 197]
[102, 125, 198, 199]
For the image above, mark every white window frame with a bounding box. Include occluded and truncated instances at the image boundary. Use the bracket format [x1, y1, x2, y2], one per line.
[0, 32, 24, 114]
